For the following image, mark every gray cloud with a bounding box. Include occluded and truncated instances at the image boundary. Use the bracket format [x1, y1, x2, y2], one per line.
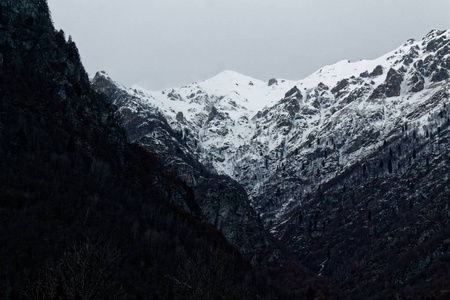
[48, 0, 450, 90]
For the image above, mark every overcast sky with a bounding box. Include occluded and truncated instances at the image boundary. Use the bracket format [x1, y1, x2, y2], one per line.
[47, 0, 450, 91]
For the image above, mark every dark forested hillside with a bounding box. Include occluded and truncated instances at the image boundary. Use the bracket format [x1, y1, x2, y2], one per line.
[0, 1, 319, 299]
[275, 105, 450, 299]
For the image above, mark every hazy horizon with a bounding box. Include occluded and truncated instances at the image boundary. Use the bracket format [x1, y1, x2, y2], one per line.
[47, 0, 450, 91]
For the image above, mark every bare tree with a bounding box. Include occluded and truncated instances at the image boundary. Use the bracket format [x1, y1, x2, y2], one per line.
[172, 250, 246, 300]
[24, 239, 124, 300]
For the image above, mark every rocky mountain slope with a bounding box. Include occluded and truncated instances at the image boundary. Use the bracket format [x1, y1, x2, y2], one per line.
[94, 29, 450, 298]
[92, 72, 288, 269]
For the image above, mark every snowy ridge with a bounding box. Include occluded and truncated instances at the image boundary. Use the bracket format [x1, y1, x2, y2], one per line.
[132, 69, 294, 119]
[93, 29, 450, 228]
[104, 68, 299, 175]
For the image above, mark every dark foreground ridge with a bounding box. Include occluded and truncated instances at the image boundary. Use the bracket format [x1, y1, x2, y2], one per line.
[0, 0, 322, 299]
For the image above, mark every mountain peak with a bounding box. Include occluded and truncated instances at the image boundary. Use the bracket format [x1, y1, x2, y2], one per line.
[205, 70, 261, 87]
[93, 71, 124, 89]
[212, 69, 249, 79]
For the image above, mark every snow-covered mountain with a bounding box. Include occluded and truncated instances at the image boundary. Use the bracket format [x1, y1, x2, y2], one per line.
[95, 29, 448, 220]
[92, 29, 450, 298]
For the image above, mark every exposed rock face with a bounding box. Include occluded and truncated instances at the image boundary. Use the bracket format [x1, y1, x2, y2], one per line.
[331, 79, 349, 97]
[384, 68, 403, 97]
[369, 64, 383, 77]
[176, 111, 184, 122]
[0, 0, 109, 134]
[370, 67, 404, 99]
[410, 72, 425, 92]
[0, 0, 88, 98]
[284, 85, 302, 99]
[268, 78, 278, 86]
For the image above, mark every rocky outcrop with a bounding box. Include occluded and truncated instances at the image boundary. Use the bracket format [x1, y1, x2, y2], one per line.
[268, 78, 278, 86]
[431, 67, 449, 82]
[331, 79, 349, 97]
[0, 1, 89, 99]
[369, 64, 383, 77]
[369, 68, 404, 99]
[284, 85, 302, 99]
[409, 72, 424, 92]
[385, 68, 403, 97]
[205, 105, 218, 125]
